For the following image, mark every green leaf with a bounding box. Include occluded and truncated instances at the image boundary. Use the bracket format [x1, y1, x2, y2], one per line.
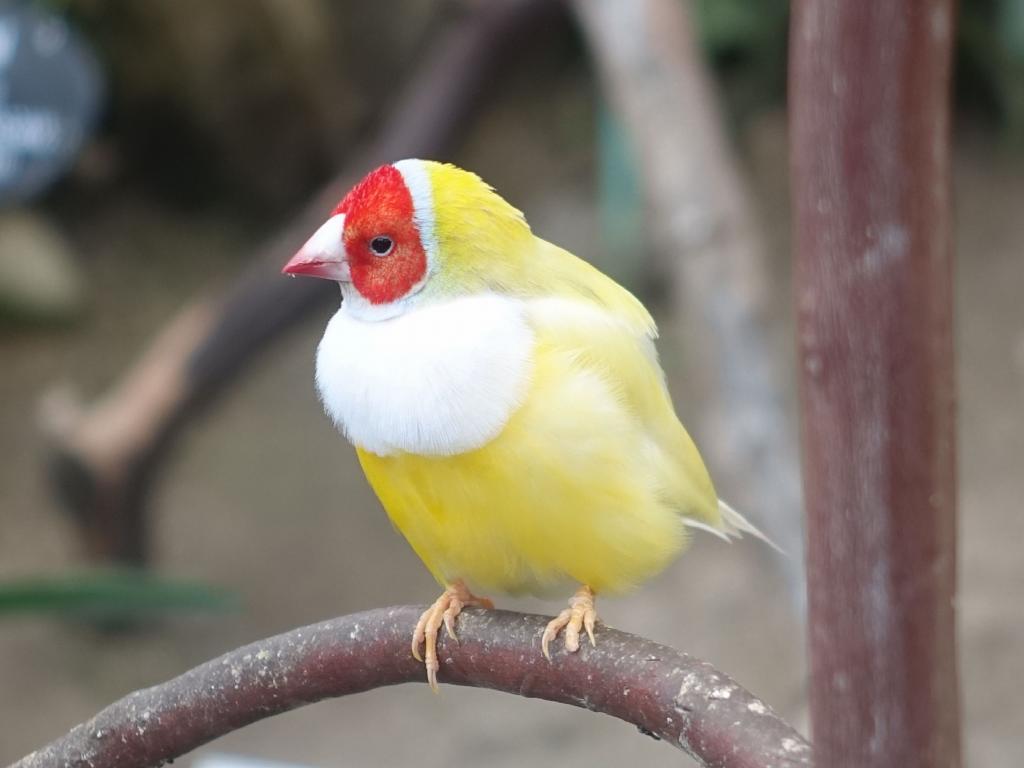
[693, 0, 787, 54]
[0, 570, 238, 620]
[999, 0, 1024, 60]
[597, 103, 645, 287]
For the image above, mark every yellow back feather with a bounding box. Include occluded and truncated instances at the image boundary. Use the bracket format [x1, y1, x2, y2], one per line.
[424, 162, 656, 332]
[422, 161, 719, 526]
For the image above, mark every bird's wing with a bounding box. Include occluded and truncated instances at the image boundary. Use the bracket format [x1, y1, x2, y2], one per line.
[526, 238, 658, 340]
[522, 240, 722, 528]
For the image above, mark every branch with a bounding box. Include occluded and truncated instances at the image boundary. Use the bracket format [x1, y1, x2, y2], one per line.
[11, 607, 811, 768]
[41, 0, 566, 566]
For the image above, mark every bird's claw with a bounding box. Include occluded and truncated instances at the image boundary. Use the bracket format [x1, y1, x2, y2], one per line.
[411, 581, 492, 691]
[542, 585, 598, 660]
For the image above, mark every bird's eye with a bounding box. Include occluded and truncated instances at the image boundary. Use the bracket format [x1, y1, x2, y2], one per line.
[369, 236, 394, 256]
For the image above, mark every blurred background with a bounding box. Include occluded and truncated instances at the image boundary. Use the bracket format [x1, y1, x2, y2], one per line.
[1, 0, 1022, 765]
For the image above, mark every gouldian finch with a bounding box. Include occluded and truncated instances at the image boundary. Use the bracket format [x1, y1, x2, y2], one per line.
[282, 160, 767, 690]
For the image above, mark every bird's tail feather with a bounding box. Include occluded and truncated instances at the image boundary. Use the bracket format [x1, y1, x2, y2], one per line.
[684, 500, 784, 554]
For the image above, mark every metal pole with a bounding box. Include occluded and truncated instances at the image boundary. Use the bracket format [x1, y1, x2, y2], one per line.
[790, 3, 960, 767]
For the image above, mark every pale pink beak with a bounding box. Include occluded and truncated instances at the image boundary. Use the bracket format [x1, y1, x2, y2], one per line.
[282, 214, 350, 281]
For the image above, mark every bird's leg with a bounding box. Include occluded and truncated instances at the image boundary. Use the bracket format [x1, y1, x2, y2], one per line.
[542, 585, 598, 660]
[411, 579, 494, 691]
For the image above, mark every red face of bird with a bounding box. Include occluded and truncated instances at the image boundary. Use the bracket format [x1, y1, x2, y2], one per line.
[282, 160, 436, 306]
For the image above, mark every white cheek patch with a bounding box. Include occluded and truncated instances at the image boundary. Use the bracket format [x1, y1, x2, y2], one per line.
[392, 159, 439, 266]
[315, 293, 533, 456]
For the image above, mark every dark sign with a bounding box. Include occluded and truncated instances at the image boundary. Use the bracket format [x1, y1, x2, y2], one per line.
[0, 3, 102, 204]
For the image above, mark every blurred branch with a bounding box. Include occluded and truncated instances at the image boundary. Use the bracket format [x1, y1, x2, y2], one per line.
[11, 607, 811, 768]
[569, 0, 805, 608]
[41, 0, 567, 566]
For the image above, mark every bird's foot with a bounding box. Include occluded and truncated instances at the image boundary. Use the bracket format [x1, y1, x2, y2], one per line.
[542, 585, 597, 660]
[412, 579, 494, 692]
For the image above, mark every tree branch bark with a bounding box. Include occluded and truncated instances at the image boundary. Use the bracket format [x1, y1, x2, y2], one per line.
[11, 607, 810, 768]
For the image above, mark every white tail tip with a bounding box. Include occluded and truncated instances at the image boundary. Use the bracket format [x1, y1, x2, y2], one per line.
[685, 500, 786, 554]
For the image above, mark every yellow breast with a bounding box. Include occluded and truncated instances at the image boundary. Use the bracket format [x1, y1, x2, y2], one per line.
[356, 294, 719, 596]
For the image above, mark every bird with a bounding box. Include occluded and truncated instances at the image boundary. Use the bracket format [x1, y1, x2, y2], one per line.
[282, 159, 770, 690]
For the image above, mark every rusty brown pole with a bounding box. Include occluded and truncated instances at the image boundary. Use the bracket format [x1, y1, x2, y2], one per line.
[790, 3, 960, 767]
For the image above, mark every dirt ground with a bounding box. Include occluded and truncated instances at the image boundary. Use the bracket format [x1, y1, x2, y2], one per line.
[1, 92, 1022, 765]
